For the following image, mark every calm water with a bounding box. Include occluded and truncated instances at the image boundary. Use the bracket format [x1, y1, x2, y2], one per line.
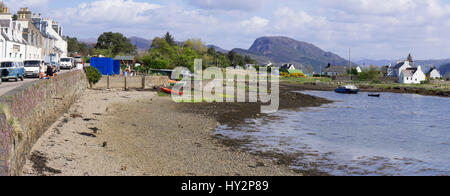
[215, 91, 450, 176]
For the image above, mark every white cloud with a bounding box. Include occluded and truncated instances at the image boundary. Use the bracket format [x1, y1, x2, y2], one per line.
[4, 0, 50, 11]
[185, 0, 266, 11]
[6, 0, 450, 59]
[240, 16, 269, 33]
[60, 0, 162, 24]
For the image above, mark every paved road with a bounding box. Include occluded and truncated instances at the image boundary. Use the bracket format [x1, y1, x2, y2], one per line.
[0, 69, 75, 97]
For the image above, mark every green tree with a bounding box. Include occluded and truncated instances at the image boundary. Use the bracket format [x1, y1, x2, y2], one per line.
[141, 53, 169, 70]
[95, 32, 136, 56]
[151, 37, 175, 58]
[12, 14, 17, 21]
[244, 55, 255, 65]
[348, 68, 359, 75]
[227, 51, 237, 65]
[358, 66, 380, 81]
[163, 32, 175, 46]
[367, 66, 380, 81]
[184, 38, 207, 54]
[207, 47, 216, 56]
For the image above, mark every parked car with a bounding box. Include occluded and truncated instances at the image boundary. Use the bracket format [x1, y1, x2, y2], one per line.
[60, 57, 74, 69]
[74, 56, 83, 64]
[1, 60, 25, 82]
[24, 60, 43, 78]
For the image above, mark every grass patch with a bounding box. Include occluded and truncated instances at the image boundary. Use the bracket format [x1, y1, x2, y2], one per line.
[283, 76, 332, 84]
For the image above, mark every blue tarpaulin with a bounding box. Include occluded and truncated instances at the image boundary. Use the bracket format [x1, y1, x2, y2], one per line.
[90, 57, 121, 75]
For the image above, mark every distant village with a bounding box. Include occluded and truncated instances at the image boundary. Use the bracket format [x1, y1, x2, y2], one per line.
[0, 7, 68, 63]
[264, 54, 444, 84]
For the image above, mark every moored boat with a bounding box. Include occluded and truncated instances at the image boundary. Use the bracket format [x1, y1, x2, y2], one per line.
[335, 85, 360, 94]
[368, 94, 381, 97]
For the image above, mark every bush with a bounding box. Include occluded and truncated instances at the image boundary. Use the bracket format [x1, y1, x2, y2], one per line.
[86, 66, 102, 88]
[280, 72, 289, 77]
[83, 57, 91, 63]
[290, 72, 306, 78]
[420, 80, 431, 84]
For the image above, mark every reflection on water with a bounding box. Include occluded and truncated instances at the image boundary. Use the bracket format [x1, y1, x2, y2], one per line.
[215, 91, 450, 176]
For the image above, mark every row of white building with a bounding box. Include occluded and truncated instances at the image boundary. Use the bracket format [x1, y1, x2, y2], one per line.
[386, 54, 442, 84]
[0, 7, 67, 63]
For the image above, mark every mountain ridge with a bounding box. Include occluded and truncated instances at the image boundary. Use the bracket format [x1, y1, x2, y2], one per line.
[232, 36, 353, 72]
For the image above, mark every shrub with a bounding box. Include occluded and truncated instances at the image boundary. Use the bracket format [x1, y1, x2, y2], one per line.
[290, 72, 306, 78]
[83, 57, 91, 63]
[120, 64, 127, 71]
[86, 66, 102, 88]
[280, 72, 289, 77]
[420, 80, 431, 84]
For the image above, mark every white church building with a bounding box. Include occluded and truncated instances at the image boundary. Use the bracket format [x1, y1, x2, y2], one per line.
[388, 54, 427, 84]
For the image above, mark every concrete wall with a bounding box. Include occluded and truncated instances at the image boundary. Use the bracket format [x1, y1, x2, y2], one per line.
[93, 76, 169, 90]
[0, 70, 87, 176]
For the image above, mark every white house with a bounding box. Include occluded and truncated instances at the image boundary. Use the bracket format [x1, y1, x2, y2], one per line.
[16, 8, 42, 60]
[386, 54, 418, 77]
[280, 64, 296, 71]
[428, 67, 442, 79]
[399, 66, 426, 84]
[0, 7, 27, 62]
[356, 66, 362, 73]
[42, 18, 67, 62]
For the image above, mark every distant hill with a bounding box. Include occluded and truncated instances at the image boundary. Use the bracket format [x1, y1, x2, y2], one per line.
[232, 36, 353, 72]
[207, 45, 228, 53]
[129, 36, 152, 51]
[356, 59, 393, 66]
[440, 63, 450, 76]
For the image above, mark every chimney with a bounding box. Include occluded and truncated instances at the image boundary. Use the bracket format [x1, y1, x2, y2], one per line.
[2, 7, 10, 14]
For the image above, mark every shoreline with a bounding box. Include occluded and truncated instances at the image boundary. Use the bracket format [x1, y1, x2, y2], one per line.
[22, 87, 314, 176]
[175, 82, 333, 175]
[284, 80, 450, 97]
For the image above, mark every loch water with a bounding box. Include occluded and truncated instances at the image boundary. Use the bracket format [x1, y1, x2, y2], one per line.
[215, 91, 450, 176]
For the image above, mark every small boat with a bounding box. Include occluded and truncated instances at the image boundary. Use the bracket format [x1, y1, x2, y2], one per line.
[169, 80, 185, 87]
[161, 87, 183, 95]
[368, 94, 381, 97]
[335, 85, 360, 94]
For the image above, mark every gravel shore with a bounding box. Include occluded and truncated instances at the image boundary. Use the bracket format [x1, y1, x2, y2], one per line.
[22, 89, 299, 176]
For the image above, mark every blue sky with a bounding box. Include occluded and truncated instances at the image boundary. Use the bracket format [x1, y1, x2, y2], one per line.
[5, 0, 450, 60]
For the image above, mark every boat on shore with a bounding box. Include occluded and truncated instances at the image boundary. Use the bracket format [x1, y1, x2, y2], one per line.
[335, 85, 360, 94]
[161, 87, 183, 95]
[368, 94, 381, 97]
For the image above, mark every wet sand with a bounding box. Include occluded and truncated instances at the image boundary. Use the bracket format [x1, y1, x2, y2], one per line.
[22, 86, 318, 176]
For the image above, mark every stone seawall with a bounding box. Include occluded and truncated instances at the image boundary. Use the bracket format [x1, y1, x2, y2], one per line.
[92, 76, 169, 90]
[0, 71, 87, 176]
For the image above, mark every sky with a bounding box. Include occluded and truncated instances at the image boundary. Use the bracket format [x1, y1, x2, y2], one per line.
[5, 0, 450, 60]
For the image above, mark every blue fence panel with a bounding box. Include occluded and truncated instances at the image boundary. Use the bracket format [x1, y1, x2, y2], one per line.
[91, 57, 116, 75]
[113, 60, 121, 75]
